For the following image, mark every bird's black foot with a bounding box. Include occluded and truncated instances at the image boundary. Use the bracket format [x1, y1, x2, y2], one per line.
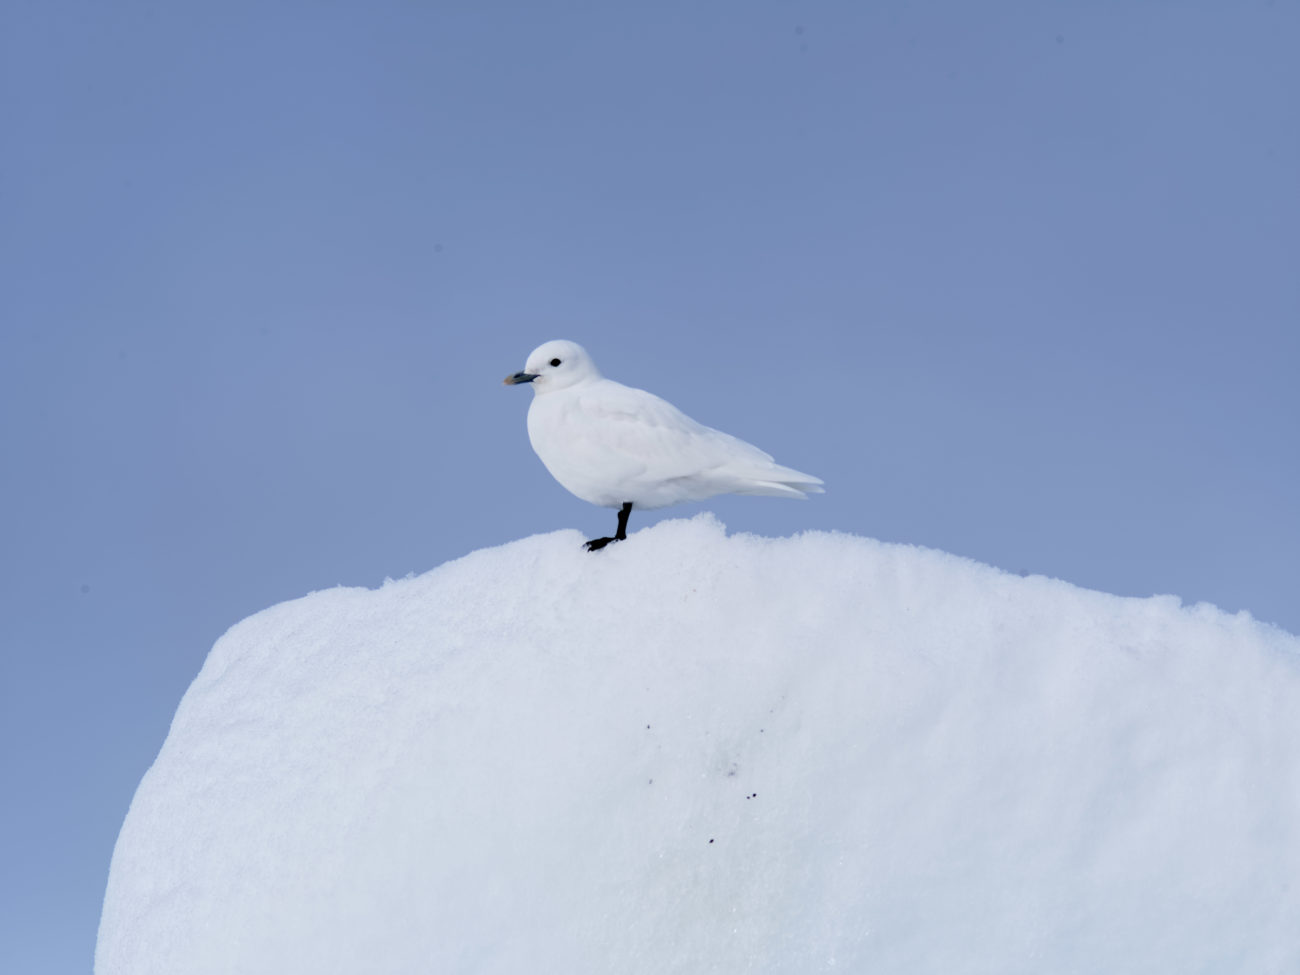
[584, 501, 634, 554]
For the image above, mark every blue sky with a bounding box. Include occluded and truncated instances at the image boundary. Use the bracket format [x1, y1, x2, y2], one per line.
[2, 2, 1297, 971]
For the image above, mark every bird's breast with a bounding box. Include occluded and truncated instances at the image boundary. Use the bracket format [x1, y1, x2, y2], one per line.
[526, 394, 631, 507]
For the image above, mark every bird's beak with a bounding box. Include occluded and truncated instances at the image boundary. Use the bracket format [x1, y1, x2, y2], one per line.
[503, 371, 539, 385]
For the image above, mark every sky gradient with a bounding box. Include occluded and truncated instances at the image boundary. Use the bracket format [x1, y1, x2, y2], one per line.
[3, 2, 1297, 972]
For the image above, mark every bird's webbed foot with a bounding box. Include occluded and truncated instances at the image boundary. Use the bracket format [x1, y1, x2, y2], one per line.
[584, 502, 633, 553]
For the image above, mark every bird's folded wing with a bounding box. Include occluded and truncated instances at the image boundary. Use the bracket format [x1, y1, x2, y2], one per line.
[570, 381, 776, 481]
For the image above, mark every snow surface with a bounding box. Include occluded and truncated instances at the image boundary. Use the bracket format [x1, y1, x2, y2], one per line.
[98, 516, 1300, 974]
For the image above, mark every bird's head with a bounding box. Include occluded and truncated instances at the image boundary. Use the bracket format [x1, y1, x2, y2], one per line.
[503, 339, 601, 393]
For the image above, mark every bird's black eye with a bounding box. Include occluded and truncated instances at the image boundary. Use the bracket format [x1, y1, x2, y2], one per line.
[549, 358, 562, 367]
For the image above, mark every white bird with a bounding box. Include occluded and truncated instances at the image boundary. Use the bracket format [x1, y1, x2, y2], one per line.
[505, 339, 823, 550]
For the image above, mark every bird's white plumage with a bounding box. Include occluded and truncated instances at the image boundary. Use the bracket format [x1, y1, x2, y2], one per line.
[507, 340, 823, 510]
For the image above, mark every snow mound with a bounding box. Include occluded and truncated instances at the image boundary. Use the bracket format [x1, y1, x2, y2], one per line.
[97, 515, 1300, 973]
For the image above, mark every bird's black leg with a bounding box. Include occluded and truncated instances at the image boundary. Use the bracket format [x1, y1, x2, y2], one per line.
[585, 502, 633, 552]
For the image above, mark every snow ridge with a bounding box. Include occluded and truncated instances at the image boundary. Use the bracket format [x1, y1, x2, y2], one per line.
[97, 515, 1300, 974]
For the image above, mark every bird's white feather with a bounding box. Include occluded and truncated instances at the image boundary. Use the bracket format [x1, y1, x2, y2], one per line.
[511, 340, 823, 511]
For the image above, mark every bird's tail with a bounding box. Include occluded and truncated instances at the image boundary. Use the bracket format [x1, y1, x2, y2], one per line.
[729, 464, 824, 500]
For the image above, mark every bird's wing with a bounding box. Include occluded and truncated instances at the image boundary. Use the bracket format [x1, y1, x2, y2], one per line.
[569, 380, 775, 481]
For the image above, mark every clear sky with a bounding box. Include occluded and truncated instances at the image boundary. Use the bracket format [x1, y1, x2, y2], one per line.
[2, 2, 1296, 972]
